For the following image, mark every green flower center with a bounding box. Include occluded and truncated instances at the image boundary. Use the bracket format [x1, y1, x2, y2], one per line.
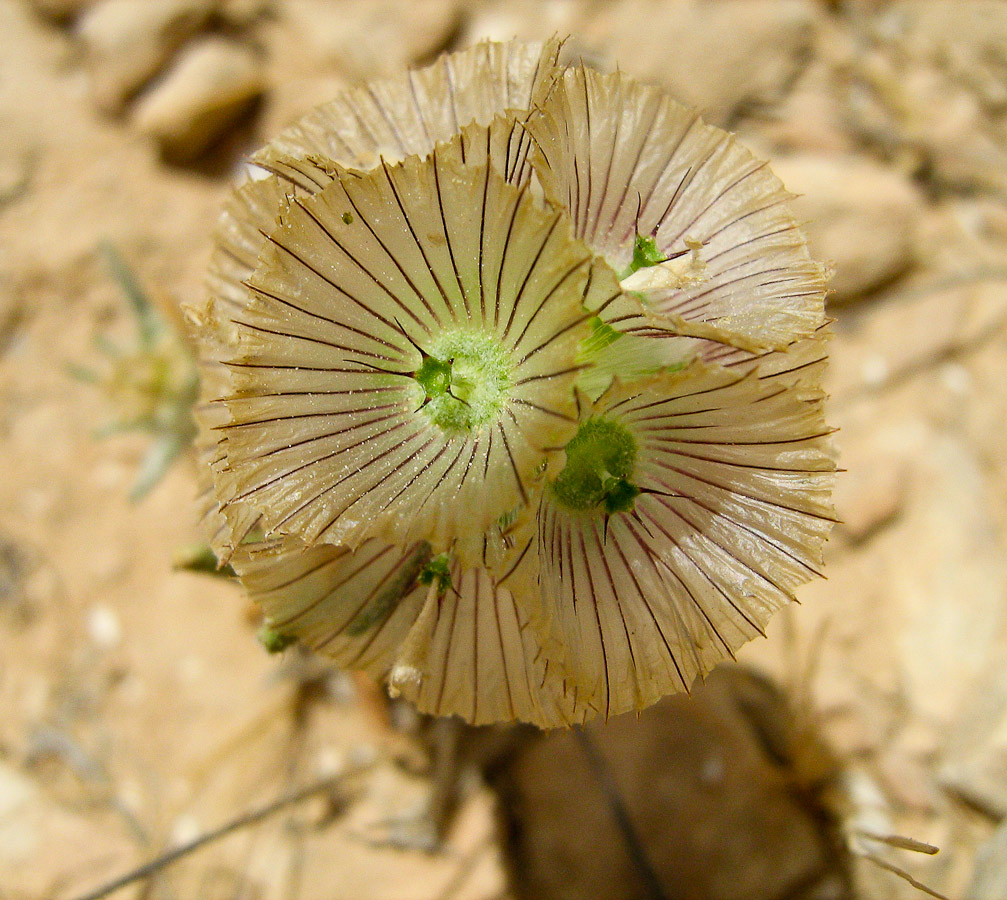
[413, 330, 513, 433]
[618, 233, 667, 280]
[551, 418, 641, 515]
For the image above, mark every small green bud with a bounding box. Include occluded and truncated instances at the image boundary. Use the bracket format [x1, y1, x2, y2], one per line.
[419, 553, 453, 597]
[551, 417, 641, 515]
[258, 624, 297, 654]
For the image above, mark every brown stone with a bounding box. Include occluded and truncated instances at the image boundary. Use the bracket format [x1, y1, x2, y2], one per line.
[132, 37, 264, 162]
[77, 0, 217, 112]
[484, 667, 853, 900]
[772, 154, 924, 302]
[581, 0, 818, 125]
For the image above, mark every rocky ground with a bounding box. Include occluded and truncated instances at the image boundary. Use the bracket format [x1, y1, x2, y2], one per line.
[2, 1, 1007, 898]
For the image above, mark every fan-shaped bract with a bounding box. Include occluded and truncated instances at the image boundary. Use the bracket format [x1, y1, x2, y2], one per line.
[213, 137, 624, 565]
[390, 563, 578, 728]
[189, 38, 565, 556]
[523, 365, 836, 722]
[525, 66, 828, 356]
[234, 536, 431, 678]
[252, 37, 562, 187]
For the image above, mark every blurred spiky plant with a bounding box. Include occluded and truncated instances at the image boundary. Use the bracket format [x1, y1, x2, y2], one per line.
[70, 243, 198, 500]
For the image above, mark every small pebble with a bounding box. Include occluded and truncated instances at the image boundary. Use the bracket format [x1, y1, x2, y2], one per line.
[87, 603, 122, 649]
[132, 37, 264, 162]
[773, 154, 925, 302]
[77, 0, 217, 112]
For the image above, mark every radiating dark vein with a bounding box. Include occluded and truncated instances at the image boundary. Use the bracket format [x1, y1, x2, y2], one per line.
[497, 420, 528, 505]
[232, 318, 394, 364]
[501, 214, 562, 339]
[307, 430, 441, 534]
[510, 398, 577, 421]
[271, 546, 393, 628]
[243, 281, 402, 354]
[598, 522, 650, 685]
[493, 181, 530, 332]
[608, 92, 659, 245]
[513, 259, 591, 361]
[218, 403, 398, 431]
[260, 227, 417, 335]
[379, 158, 457, 322]
[233, 406, 404, 466]
[623, 515, 734, 660]
[648, 455, 836, 524]
[431, 148, 470, 318]
[514, 363, 589, 386]
[587, 79, 620, 248]
[610, 519, 692, 690]
[672, 486, 826, 579]
[291, 195, 434, 332]
[406, 68, 434, 148]
[635, 500, 766, 635]
[338, 185, 444, 330]
[229, 415, 416, 502]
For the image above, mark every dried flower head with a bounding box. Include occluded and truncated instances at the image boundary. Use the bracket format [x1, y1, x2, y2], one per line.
[188, 39, 835, 728]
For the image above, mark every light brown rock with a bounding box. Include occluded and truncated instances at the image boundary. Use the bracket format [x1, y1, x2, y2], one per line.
[847, 2, 1007, 197]
[459, 0, 585, 47]
[487, 667, 853, 900]
[968, 821, 1007, 900]
[891, 435, 1007, 726]
[772, 154, 924, 302]
[259, 73, 348, 139]
[27, 0, 99, 20]
[133, 37, 264, 162]
[219, 0, 272, 26]
[834, 452, 908, 544]
[895, 0, 1007, 109]
[281, 0, 462, 79]
[77, 0, 217, 112]
[580, 0, 818, 124]
[939, 667, 1007, 819]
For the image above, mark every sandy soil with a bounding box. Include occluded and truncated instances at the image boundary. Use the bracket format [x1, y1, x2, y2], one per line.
[3, 1, 1007, 898]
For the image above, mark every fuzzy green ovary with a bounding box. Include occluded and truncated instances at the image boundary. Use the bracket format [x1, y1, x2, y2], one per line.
[413, 331, 513, 432]
[551, 418, 642, 515]
[619, 233, 666, 280]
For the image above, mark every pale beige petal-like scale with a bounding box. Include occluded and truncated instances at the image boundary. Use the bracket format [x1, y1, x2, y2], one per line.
[187, 176, 296, 555]
[533, 365, 836, 722]
[713, 322, 832, 388]
[194, 39, 565, 359]
[253, 38, 562, 190]
[527, 67, 827, 352]
[580, 320, 833, 406]
[232, 537, 430, 678]
[390, 565, 578, 728]
[191, 360, 261, 557]
[190, 40, 568, 555]
[214, 147, 594, 563]
[205, 175, 291, 330]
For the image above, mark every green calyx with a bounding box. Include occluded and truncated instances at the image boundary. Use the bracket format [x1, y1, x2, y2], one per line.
[578, 316, 623, 361]
[257, 624, 297, 654]
[412, 330, 512, 432]
[619, 233, 666, 279]
[419, 553, 452, 597]
[551, 417, 641, 515]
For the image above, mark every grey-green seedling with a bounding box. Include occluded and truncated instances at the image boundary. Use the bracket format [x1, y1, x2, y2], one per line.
[70, 243, 198, 500]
